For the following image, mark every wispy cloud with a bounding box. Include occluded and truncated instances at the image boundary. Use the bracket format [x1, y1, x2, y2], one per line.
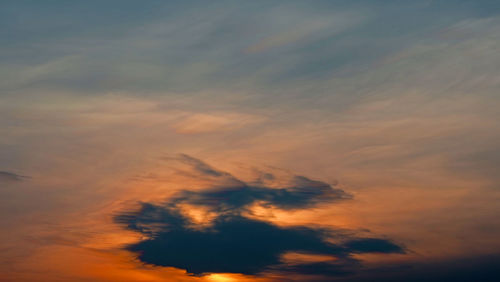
[0, 171, 28, 182]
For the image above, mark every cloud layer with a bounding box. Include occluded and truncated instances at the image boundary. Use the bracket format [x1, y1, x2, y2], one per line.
[115, 156, 403, 277]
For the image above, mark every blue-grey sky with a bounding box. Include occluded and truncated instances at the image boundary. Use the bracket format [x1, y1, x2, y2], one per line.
[2, 0, 499, 96]
[1, 1, 500, 281]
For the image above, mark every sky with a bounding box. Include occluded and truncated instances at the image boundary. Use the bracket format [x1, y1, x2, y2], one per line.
[1, 0, 500, 281]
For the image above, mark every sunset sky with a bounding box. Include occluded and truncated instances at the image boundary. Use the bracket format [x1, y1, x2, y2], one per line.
[1, 1, 500, 281]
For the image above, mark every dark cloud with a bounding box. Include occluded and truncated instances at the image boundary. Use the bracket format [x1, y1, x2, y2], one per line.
[115, 203, 402, 276]
[170, 178, 348, 213]
[0, 171, 27, 182]
[170, 155, 350, 213]
[280, 261, 358, 278]
[343, 238, 404, 254]
[334, 254, 500, 282]
[115, 156, 403, 278]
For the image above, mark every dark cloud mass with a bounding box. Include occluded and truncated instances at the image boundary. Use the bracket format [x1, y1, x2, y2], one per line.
[170, 154, 351, 213]
[335, 255, 500, 282]
[116, 203, 403, 276]
[115, 156, 403, 277]
[170, 176, 349, 213]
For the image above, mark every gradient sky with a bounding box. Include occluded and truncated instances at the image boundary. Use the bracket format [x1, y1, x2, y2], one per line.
[1, 1, 500, 281]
